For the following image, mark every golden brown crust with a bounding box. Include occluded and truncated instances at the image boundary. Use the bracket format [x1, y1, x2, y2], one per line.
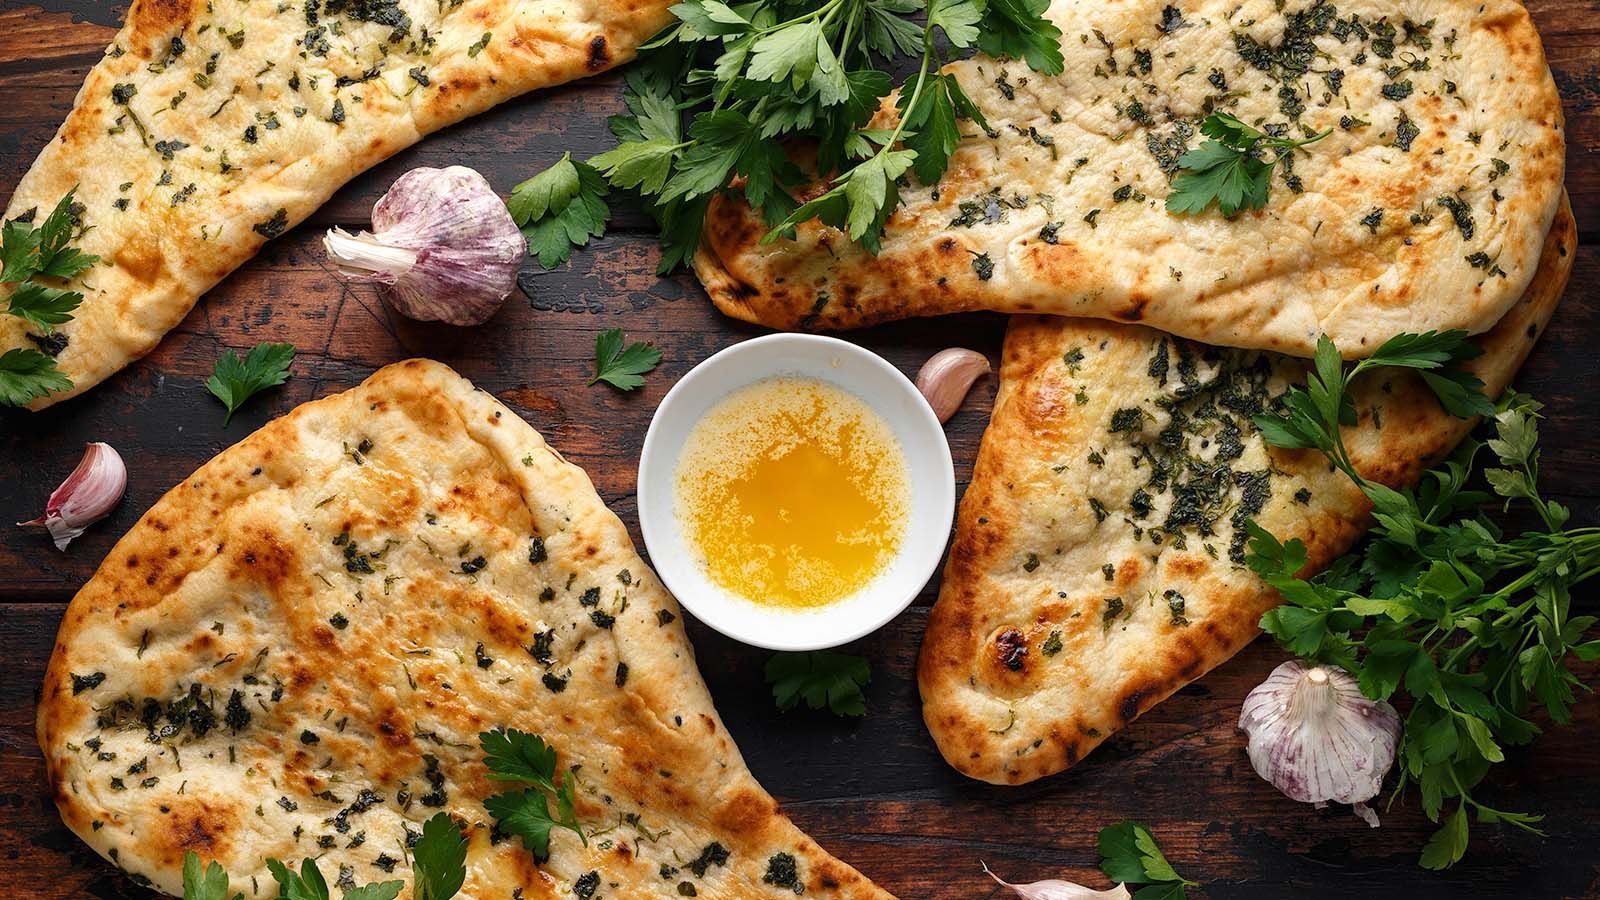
[2, 0, 675, 408]
[917, 197, 1574, 785]
[696, 0, 1565, 358]
[37, 359, 896, 899]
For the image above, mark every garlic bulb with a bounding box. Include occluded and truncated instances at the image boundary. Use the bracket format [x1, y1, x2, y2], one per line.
[324, 166, 523, 326]
[915, 347, 991, 423]
[19, 442, 126, 550]
[982, 863, 1132, 900]
[1239, 659, 1401, 826]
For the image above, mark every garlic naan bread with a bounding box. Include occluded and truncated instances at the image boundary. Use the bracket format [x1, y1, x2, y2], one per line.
[697, 0, 1564, 357]
[36, 360, 895, 900]
[917, 198, 1573, 785]
[1, 0, 673, 408]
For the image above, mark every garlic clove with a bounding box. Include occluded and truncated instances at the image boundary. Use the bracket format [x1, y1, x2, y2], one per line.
[18, 442, 127, 551]
[982, 862, 1132, 900]
[323, 166, 524, 327]
[1239, 659, 1401, 827]
[915, 347, 992, 424]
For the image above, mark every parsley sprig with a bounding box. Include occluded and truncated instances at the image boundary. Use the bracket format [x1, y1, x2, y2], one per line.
[1097, 821, 1196, 899]
[0, 188, 100, 406]
[765, 650, 871, 716]
[480, 728, 586, 862]
[181, 811, 466, 900]
[1166, 113, 1330, 217]
[1247, 334, 1600, 868]
[206, 342, 295, 426]
[515, 0, 1062, 271]
[589, 327, 662, 390]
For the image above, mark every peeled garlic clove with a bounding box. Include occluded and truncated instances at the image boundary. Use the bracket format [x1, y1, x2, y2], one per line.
[915, 347, 991, 423]
[982, 862, 1132, 900]
[324, 166, 524, 327]
[1239, 659, 1401, 826]
[19, 442, 126, 550]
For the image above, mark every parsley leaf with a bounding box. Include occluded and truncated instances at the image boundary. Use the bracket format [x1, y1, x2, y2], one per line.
[206, 342, 295, 426]
[411, 812, 468, 900]
[266, 857, 401, 900]
[508, 153, 610, 269]
[5, 281, 84, 333]
[181, 852, 242, 900]
[1097, 821, 1195, 897]
[0, 218, 42, 283]
[0, 347, 72, 407]
[589, 327, 662, 390]
[1166, 113, 1329, 217]
[34, 190, 100, 281]
[1248, 336, 1600, 869]
[977, 0, 1065, 75]
[479, 729, 585, 863]
[765, 650, 871, 717]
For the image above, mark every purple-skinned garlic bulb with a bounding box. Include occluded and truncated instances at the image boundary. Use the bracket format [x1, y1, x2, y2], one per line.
[323, 166, 523, 326]
[19, 442, 126, 550]
[1240, 659, 1401, 826]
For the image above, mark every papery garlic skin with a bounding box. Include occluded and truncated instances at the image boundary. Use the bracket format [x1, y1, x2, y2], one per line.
[19, 442, 126, 551]
[982, 863, 1132, 900]
[323, 166, 523, 326]
[915, 347, 991, 423]
[1240, 659, 1401, 827]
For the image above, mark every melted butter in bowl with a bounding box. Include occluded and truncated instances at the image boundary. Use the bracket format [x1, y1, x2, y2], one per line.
[676, 377, 909, 610]
[638, 333, 955, 650]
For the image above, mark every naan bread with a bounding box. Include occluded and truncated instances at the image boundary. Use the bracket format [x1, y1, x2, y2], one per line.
[917, 197, 1573, 785]
[696, 0, 1565, 358]
[36, 360, 895, 900]
[1, 0, 673, 408]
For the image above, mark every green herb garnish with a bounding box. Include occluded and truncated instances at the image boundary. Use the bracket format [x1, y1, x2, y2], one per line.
[264, 857, 401, 900]
[508, 152, 610, 268]
[765, 650, 871, 717]
[1247, 334, 1600, 869]
[518, 0, 1061, 270]
[1165, 113, 1330, 217]
[1, 188, 100, 405]
[181, 853, 241, 900]
[1097, 821, 1196, 898]
[411, 811, 469, 900]
[588, 327, 661, 391]
[479, 728, 586, 862]
[206, 342, 295, 425]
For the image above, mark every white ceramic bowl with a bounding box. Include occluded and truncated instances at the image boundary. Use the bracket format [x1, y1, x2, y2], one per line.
[637, 333, 955, 651]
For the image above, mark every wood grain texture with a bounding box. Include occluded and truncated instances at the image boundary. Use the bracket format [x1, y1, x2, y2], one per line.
[0, 0, 1597, 897]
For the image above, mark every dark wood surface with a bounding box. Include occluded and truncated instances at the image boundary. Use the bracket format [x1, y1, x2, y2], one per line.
[1, 1, 1597, 897]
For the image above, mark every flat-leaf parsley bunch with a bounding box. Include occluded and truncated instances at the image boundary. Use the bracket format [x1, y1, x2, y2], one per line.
[1246, 332, 1600, 868]
[509, 0, 1063, 272]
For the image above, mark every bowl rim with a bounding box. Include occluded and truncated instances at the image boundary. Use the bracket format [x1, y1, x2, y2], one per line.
[636, 332, 955, 651]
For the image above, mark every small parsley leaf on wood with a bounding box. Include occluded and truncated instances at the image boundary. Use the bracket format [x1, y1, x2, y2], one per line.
[1166, 113, 1330, 217]
[589, 327, 661, 390]
[181, 852, 242, 900]
[0, 347, 72, 407]
[479, 729, 586, 863]
[1097, 821, 1195, 897]
[206, 342, 295, 426]
[765, 650, 871, 717]
[508, 153, 610, 269]
[411, 812, 469, 900]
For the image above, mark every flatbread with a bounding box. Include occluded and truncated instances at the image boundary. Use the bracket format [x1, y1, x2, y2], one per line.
[695, 0, 1565, 358]
[1, 0, 674, 408]
[916, 197, 1573, 785]
[36, 360, 896, 900]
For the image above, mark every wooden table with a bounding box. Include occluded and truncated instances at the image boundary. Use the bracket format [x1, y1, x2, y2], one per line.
[2, 1, 1598, 897]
